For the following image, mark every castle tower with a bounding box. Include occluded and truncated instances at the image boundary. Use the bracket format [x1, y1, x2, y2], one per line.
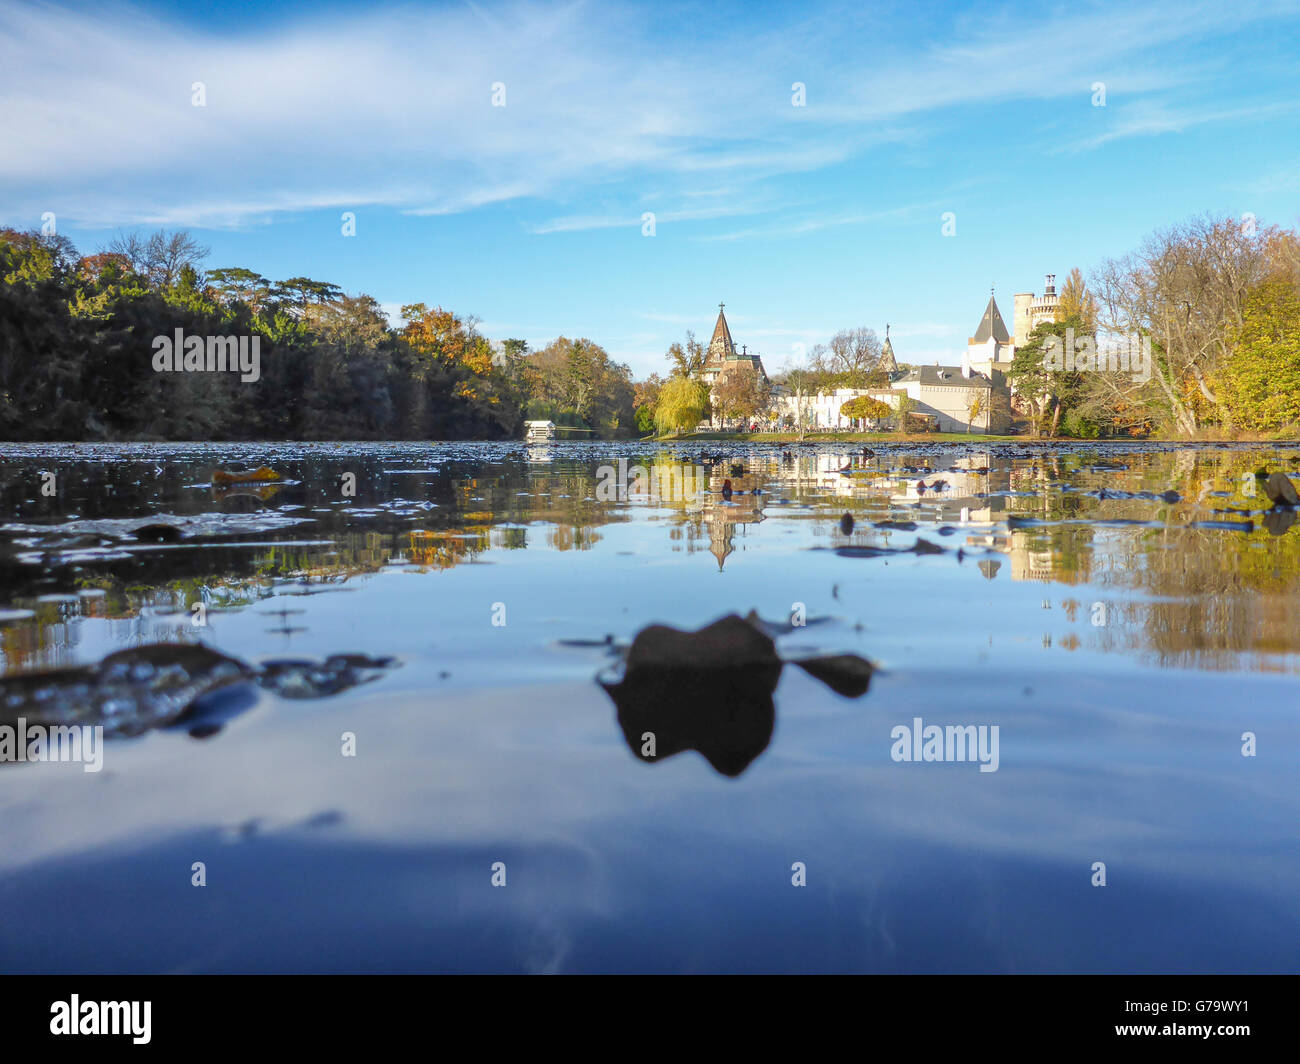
[1013, 275, 1061, 345]
[967, 288, 1015, 370]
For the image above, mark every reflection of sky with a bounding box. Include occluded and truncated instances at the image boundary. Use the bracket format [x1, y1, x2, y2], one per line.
[1, 442, 1299, 971]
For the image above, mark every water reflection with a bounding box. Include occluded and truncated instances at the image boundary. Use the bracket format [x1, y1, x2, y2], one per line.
[1, 442, 1299, 674]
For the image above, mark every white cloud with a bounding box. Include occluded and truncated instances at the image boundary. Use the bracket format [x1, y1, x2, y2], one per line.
[1, 0, 1296, 229]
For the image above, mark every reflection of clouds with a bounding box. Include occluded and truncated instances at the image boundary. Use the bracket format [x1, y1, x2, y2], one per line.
[3, 656, 1300, 971]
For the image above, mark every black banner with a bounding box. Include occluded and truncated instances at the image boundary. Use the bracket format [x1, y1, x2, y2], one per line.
[0, 975, 1291, 1050]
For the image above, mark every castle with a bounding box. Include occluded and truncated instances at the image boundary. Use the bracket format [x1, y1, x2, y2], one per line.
[700, 302, 767, 387]
[706, 278, 1061, 434]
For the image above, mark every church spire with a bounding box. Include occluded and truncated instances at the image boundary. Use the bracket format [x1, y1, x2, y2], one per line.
[972, 291, 1010, 344]
[879, 322, 897, 374]
[707, 302, 736, 362]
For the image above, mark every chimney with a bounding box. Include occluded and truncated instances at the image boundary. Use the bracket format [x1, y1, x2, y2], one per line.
[961, 352, 971, 378]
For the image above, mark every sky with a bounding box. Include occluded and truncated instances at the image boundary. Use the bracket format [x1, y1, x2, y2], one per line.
[2, 0, 1299, 376]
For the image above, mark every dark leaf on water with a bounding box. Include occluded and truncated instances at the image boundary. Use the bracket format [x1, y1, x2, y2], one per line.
[599, 613, 874, 778]
[601, 615, 781, 777]
[1264, 472, 1300, 507]
[791, 654, 874, 698]
[0, 643, 251, 738]
[256, 654, 399, 699]
[0, 644, 401, 745]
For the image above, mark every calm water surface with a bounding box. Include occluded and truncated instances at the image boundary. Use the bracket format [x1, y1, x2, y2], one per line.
[1, 440, 1298, 973]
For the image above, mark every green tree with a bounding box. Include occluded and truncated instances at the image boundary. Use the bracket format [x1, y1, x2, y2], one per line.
[654, 376, 709, 435]
[894, 393, 915, 431]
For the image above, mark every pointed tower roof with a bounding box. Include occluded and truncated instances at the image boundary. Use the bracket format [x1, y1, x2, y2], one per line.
[972, 291, 1011, 344]
[707, 302, 736, 362]
[879, 323, 898, 374]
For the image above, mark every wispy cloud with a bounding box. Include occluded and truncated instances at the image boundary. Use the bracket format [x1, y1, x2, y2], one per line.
[3, 0, 1295, 229]
[1055, 98, 1300, 154]
[528, 201, 769, 234]
[696, 202, 940, 243]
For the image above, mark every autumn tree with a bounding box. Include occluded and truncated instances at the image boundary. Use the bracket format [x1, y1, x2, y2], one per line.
[665, 331, 706, 377]
[524, 336, 634, 434]
[839, 395, 892, 426]
[77, 252, 131, 284]
[710, 369, 770, 424]
[1219, 277, 1300, 432]
[1093, 214, 1276, 435]
[1055, 267, 1098, 330]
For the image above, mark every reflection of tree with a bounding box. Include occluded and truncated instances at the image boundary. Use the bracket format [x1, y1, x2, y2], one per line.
[408, 527, 490, 569]
[1040, 451, 1300, 670]
[547, 524, 603, 551]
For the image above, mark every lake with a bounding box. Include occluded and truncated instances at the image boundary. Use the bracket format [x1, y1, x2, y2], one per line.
[1, 440, 1297, 973]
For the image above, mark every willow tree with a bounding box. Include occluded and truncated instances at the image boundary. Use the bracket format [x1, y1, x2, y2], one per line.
[654, 376, 710, 435]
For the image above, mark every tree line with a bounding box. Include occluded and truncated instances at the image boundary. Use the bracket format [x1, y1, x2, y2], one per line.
[1010, 218, 1300, 438]
[0, 228, 640, 441]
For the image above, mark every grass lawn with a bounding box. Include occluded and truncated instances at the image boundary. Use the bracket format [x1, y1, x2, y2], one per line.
[659, 430, 1020, 443]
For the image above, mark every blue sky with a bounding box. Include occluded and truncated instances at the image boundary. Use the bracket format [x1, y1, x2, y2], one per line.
[2, 0, 1299, 375]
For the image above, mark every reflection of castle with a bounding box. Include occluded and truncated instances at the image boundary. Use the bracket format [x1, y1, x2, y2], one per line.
[701, 472, 765, 570]
[764, 451, 1009, 523]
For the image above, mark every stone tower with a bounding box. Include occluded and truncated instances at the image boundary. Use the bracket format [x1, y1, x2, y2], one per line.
[1013, 275, 1061, 346]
